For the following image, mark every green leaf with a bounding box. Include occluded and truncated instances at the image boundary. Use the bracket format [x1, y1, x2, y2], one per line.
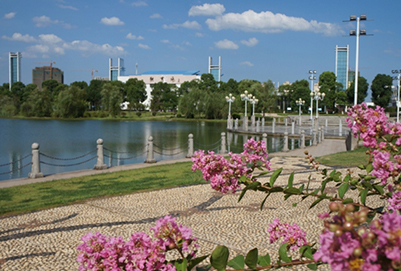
[309, 197, 324, 209]
[210, 246, 229, 271]
[361, 181, 373, 190]
[299, 184, 305, 193]
[196, 264, 211, 271]
[287, 172, 294, 188]
[307, 263, 318, 270]
[284, 187, 301, 195]
[342, 198, 354, 204]
[270, 187, 284, 193]
[357, 164, 365, 170]
[278, 243, 292, 263]
[173, 258, 187, 271]
[260, 193, 271, 210]
[245, 248, 258, 269]
[292, 202, 298, 207]
[257, 253, 271, 267]
[320, 180, 328, 193]
[270, 168, 283, 187]
[188, 255, 209, 271]
[238, 182, 260, 203]
[227, 255, 244, 270]
[366, 163, 373, 174]
[373, 185, 384, 195]
[338, 183, 349, 199]
[343, 174, 351, 183]
[299, 245, 314, 260]
[360, 188, 368, 205]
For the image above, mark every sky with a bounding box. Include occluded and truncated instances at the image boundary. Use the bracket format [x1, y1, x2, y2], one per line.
[1, 0, 401, 99]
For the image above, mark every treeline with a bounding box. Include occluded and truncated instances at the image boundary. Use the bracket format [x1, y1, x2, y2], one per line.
[0, 71, 393, 119]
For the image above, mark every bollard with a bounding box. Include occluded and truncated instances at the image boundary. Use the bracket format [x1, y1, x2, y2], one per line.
[28, 143, 44, 178]
[220, 132, 227, 154]
[283, 132, 289, 152]
[291, 121, 295, 135]
[301, 130, 305, 148]
[272, 118, 276, 134]
[262, 133, 268, 149]
[145, 136, 156, 163]
[186, 134, 194, 158]
[94, 138, 107, 170]
[339, 118, 343, 136]
[235, 118, 239, 130]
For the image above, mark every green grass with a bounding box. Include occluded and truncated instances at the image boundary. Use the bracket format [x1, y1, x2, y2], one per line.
[316, 146, 370, 167]
[0, 161, 203, 217]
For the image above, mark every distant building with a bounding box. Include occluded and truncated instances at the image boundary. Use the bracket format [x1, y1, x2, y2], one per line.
[32, 66, 64, 90]
[9, 52, 22, 90]
[93, 76, 110, 81]
[335, 45, 349, 91]
[109, 58, 125, 81]
[208, 56, 221, 82]
[118, 70, 201, 108]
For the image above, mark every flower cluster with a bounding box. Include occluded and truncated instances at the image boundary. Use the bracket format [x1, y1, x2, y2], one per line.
[266, 219, 308, 251]
[77, 215, 197, 271]
[314, 202, 401, 270]
[346, 103, 401, 184]
[191, 138, 271, 193]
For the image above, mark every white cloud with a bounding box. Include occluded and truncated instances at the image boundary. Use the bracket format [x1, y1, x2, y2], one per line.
[240, 61, 254, 67]
[196, 32, 205, 37]
[138, 43, 150, 49]
[163, 20, 201, 30]
[206, 10, 343, 36]
[189, 3, 225, 17]
[126, 33, 144, 40]
[241, 37, 258, 47]
[161, 39, 170, 43]
[215, 39, 238, 50]
[39, 34, 63, 44]
[131, 1, 147, 6]
[150, 13, 162, 19]
[33, 15, 59, 27]
[100, 17, 124, 26]
[2, 33, 36, 43]
[59, 5, 78, 10]
[4, 12, 16, 19]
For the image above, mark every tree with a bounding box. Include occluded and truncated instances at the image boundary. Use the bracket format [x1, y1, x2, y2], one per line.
[371, 74, 393, 108]
[200, 73, 218, 92]
[101, 83, 123, 117]
[149, 82, 175, 113]
[220, 79, 239, 95]
[70, 81, 88, 90]
[10, 81, 26, 104]
[125, 78, 147, 111]
[56, 86, 87, 118]
[346, 76, 369, 105]
[318, 71, 341, 113]
[178, 87, 205, 118]
[256, 80, 276, 115]
[42, 79, 59, 93]
[288, 80, 311, 113]
[21, 89, 53, 117]
[87, 80, 104, 110]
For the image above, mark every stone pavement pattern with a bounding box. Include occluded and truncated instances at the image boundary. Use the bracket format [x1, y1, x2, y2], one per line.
[0, 153, 372, 271]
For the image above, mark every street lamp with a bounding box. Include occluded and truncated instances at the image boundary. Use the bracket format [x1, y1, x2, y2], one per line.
[283, 89, 290, 113]
[225, 93, 235, 117]
[240, 90, 252, 117]
[311, 89, 325, 118]
[296, 98, 305, 116]
[344, 14, 371, 105]
[309, 70, 317, 121]
[250, 96, 259, 116]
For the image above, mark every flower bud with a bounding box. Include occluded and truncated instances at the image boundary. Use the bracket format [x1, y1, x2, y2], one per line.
[353, 247, 362, 257]
[345, 204, 355, 213]
[334, 229, 343, 236]
[329, 202, 339, 212]
[329, 223, 339, 232]
[343, 222, 353, 232]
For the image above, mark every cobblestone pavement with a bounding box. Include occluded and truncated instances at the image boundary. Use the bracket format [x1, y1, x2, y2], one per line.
[0, 157, 369, 270]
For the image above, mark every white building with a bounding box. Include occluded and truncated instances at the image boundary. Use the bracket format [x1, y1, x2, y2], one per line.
[9, 52, 22, 90]
[118, 70, 201, 108]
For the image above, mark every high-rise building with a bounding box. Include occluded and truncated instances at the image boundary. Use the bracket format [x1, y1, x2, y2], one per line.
[208, 56, 221, 82]
[335, 45, 349, 91]
[32, 66, 64, 89]
[9, 52, 22, 90]
[109, 58, 125, 81]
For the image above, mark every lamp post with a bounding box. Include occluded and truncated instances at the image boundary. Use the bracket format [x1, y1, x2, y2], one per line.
[225, 93, 235, 117]
[311, 89, 325, 118]
[283, 89, 289, 113]
[240, 90, 252, 117]
[296, 98, 305, 125]
[309, 70, 317, 122]
[250, 96, 258, 116]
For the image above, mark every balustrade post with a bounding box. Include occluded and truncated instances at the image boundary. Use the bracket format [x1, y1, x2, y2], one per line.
[321, 127, 325, 141]
[272, 118, 276, 134]
[28, 143, 43, 178]
[234, 118, 239, 130]
[256, 119, 260, 132]
[261, 117, 265, 128]
[243, 116, 249, 131]
[301, 130, 305, 148]
[318, 127, 322, 143]
[220, 132, 227, 154]
[291, 121, 295, 135]
[339, 118, 343, 136]
[145, 136, 156, 163]
[94, 138, 107, 170]
[283, 132, 289, 152]
[325, 119, 328, 132]
[313, 129, 317, 146]
[262, 133, 267, 149]
[187, 134, 194, 158]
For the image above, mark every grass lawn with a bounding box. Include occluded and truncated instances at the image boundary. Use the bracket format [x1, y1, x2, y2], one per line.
[0, 161, 203, 217]
[316, 146, 370, 167]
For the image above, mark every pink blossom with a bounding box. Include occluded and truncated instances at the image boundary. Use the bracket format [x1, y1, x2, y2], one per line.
[266, 219, 308, 251]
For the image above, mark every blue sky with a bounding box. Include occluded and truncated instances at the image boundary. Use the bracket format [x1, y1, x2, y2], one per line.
[1, 0, 400, 96]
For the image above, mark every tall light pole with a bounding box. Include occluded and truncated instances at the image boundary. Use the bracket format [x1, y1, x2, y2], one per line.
[309, 70, 317, 122]
[311, 89, 325, 118]
[391, 71, 401, 122]
[296, 98, 305, 125]
[250, 96, 258, 116]
[283, 89, 289, 113]
[345, 15, 371, 105]
[225, 93, 235, 117]
[240, 90, 252, 117]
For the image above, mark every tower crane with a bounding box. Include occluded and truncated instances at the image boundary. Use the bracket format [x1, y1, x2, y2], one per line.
[69, 68, 98, 80]
[34, 60, 56, 79]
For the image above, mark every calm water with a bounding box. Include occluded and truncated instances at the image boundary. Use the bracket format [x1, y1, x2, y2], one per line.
[0, 118, 294, 181]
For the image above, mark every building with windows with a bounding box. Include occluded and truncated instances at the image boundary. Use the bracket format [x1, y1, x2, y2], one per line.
[335, 45, 349, 91]
[208, 56, 221, 82]
[32, 66, 64, 89]
[9, 52, 22, 90]
[109, 58, 125, 81]
[118, 70, 201, 108]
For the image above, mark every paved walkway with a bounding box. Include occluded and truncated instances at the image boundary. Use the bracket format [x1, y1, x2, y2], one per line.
[0, 139, 349, 270]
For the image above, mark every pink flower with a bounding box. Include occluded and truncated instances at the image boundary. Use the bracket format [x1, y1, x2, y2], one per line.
[266, 219, 308, 251]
